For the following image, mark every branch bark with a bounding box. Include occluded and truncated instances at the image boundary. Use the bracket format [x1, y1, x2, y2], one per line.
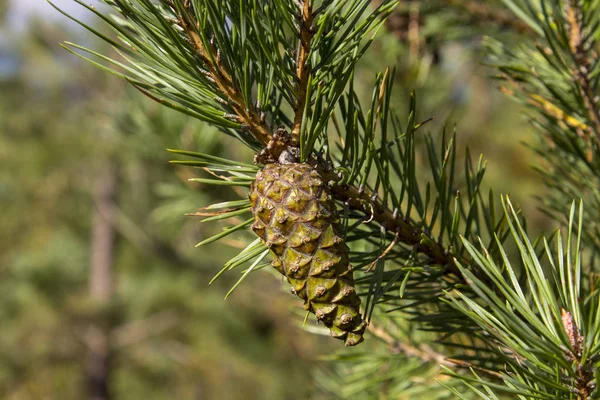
[290, 0, 314, 144]
[368, 323, 454, 367]
[166, 1, 273, 145]
[566, 1, 600, 147]
[562, 309, 596, 399]
[326, 173, 461, 273]
[169, 1, 465, 278]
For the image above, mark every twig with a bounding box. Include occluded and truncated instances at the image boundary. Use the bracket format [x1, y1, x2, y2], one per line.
[368, 322, 454, 367]
[369, 322, 512, 380]
[566, 1, 600, 148]
[168, 2, 273, 145]
[166, 1, 464, 277]
[290, 0, 314, 144]
[326, 171, 462, 273]
[366, 228, 400, 272]
[561, 309, 596, 399]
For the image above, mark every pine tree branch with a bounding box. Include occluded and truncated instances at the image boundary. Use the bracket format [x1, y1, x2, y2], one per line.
[290, 0, 314, 144]
[163, 0, 273, 145]
[566, 0, 600, 147]
[63, 1, 461, 282]
[500, 78, 591, 132]
[368, 322, 454, 367]
[163, 2, 463, 275]
[561, 309, 596, 399]
[326, 173, 462, 274]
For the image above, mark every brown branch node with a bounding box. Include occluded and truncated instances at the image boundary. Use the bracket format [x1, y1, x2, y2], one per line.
[561, 309, 595, 399]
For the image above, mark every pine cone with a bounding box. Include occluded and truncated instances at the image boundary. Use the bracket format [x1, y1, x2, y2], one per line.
[249, 162, 367, 346]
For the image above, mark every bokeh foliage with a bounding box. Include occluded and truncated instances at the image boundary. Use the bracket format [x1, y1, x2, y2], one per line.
[5, 0, 600, 399]
[0, 14, 326, 399]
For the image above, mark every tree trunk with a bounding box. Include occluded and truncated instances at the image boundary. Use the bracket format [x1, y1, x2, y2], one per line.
[87, 163, 118, 400]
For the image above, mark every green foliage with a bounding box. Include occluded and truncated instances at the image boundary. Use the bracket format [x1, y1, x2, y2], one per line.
[15, 0, 600, 398]
[314, 350, 465, 399]
[53, 0, 397, 151]
[485, 0, 600, 264]
[325, 79, 510, 319]
[446, 200, 598, 398]
[0, 23, 323, 398]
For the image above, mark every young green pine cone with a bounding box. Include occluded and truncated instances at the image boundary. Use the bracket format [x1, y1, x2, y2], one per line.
[249, 162, 367, 346]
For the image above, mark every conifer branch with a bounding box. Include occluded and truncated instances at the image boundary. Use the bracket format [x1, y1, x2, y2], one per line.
[565, 0, 600, 146]
[290, 0, 314, 144]
[53, 1, 600, 396]
[59, 0, 497, 355]
[325, 172, 462, 274]
[164, 1, 463, 276]
[561, 309, 596, 399]
[162, 0, 273, 145]
[368, 323, 453, 367]
[499, 78, 591, 132]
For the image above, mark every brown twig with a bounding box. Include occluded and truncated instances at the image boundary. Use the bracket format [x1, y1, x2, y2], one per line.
[167, 1, 464, 276]
[561, 309, 596, 399]
[369, 322, 454, 367]
[326, 173, 462, 274]
[370, 320, 519, 381]
[166, 1, 272, 145]
[290, 0, 314, 144]
[366, 228, 400, 272]
[566, 1, 600, 148]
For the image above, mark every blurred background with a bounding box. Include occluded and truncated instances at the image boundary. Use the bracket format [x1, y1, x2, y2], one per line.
[0, 0, 551, 399]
